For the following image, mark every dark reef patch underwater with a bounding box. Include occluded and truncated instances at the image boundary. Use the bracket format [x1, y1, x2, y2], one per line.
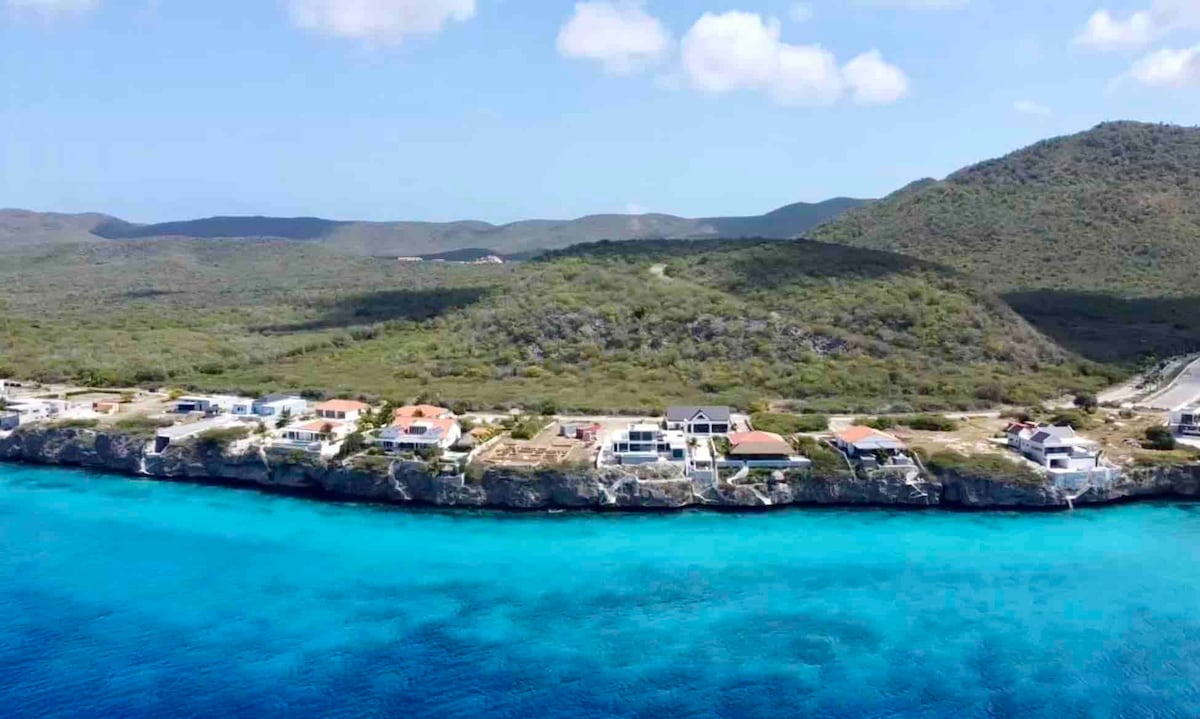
[1, 463, 1199, 718]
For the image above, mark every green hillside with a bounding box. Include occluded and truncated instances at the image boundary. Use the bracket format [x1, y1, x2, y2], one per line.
[813, 122, 1200, 296]
[13, 198, 868, 257]
[0, 237, 1113, 413]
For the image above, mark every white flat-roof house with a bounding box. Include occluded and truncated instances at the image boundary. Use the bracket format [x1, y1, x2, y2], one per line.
[234, 394, 308, 419]
[1169, 406, 1200, 437]
[377, 417, 462, 453]
[2, 399, 62, 428]
[173, 395, 246, 416]
[1011, 425, 1102, 472]
[665, 406, 732, 436]
[609, 423, 690, 465]
[274, 420, 354, 456]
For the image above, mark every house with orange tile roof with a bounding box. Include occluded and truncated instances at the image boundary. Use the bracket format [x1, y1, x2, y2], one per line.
[378, 416, 462, 453]
[722, 431, 811, 471]
[316, 399, 371, 422]
[274, 419, 354, 456]
[834, 426, 910, 467]
[394, 405, 455, 420]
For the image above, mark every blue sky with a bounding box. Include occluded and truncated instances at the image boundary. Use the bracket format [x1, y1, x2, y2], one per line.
[2, 0, 1198, 223]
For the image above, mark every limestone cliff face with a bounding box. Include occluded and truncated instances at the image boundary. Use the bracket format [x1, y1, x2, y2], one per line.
[1, 427, 1197, 511]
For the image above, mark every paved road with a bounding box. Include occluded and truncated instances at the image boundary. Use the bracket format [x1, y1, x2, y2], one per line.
[1142, 357, 1200, 410]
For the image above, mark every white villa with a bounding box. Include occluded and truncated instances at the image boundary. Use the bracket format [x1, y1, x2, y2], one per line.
[377, 416, 462, 454]
[274, 420, 354, 456]
[665, 406, 732, 437]
[1168, 406, 1200, 438]
[1007, 424, 1102, 472]
[608, 423, 690, 465]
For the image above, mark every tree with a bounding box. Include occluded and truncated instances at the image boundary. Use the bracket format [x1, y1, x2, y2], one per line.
[1073, 393, 1099, 413]
[275, 408, 292, 429]
[337, 431, 367, 459]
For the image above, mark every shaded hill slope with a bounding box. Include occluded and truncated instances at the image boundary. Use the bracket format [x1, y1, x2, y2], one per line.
[813, 122, 1200, 296]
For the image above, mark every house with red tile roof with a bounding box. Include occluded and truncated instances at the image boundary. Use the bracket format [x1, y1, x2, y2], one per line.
[316, 399, 371, 422]
[274, 419, 354, 456]
[394, 405, 455, 420]
[723, 431, 811, 470]
[378, 416, 462, 453]
[833, 426, 910, 467]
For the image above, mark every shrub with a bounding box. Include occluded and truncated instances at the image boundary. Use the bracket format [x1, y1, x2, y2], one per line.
[791, 436, 850, 477]
[1143, 426, 1177, 451]
[1073, 393, 1099, 413]
[750, 412, 828, 435]
[854, 416, 895, 430]
[903, 414, 959, 432]
[196, 426, 251, 449]
[112, 415, 173, 437]
[509, 415, 550, 441]
[47, 418, 100, 430]
[1046, 409, 1097, 430]
[925, 451, 1045, 486]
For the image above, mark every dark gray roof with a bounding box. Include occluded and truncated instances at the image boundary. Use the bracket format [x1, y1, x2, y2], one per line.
[666, 406, 732, 422]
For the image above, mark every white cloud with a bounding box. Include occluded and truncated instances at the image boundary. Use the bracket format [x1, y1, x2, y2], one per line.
[557, 1, 671, 75]
[789, 3, 814, 23]
[678, 11, 908, 107]
[1076, 0, 1200, 50]
[842, 49, 909, 104]
[288, 0, 475, 43]
[1013, 99, 1052, 116]
[1128, 45, 1200, 87]
[1076, 10, 1154, 49]
[5, 0, 95, 16]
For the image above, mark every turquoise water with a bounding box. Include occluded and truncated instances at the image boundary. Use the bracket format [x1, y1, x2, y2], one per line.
[1, 465, 1199, 718]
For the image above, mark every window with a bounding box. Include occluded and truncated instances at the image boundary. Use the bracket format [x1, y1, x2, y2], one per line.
[692, 423, 710, 434]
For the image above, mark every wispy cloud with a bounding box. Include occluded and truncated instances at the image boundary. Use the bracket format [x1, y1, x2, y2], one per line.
[789, 3, 814, 23]
[288, 0, 475, 44]
[1013, 99, 1052, 117]
[5, 0, 96, 18]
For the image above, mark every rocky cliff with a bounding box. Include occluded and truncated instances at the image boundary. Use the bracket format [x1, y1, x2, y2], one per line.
[1, 427, 1198, 511]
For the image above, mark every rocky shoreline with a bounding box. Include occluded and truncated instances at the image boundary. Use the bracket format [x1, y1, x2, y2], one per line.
[2, 426, 1199, 511]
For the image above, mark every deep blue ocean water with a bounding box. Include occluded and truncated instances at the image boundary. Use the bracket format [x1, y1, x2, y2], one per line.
[1, 464, 1199, 718]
